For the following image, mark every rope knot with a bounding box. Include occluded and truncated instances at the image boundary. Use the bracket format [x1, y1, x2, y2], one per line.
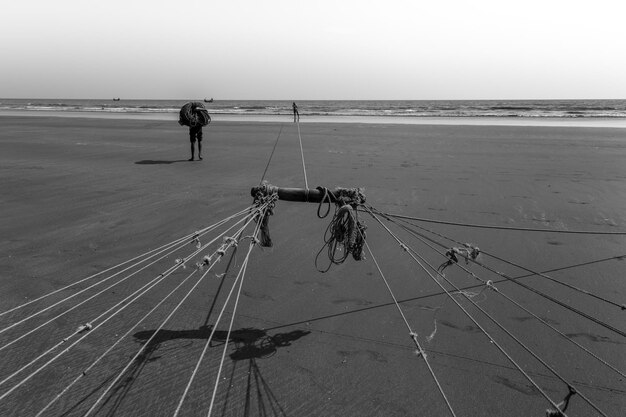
[196, 254, 213, 270]
[437, 243, 481, 274]
[545, 385, 577, 416]
[252, 185, 278, 248]
[175, 258, 187, 269]
[76, 323, 93, 333]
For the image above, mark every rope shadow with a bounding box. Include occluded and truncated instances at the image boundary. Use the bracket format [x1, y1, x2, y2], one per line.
[226, 357, 289, 417]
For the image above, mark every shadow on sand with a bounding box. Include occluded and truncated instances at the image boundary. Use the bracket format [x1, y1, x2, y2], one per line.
[63, 248, 306, 416]
[84, 326, 309, 416]
[135, 159, 189, 165]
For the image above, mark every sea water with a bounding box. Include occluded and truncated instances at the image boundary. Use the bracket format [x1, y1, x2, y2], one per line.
[2, 98, 626, 119]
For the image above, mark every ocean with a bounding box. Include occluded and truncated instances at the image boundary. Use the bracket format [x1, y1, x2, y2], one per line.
[2, 98, 626, 119]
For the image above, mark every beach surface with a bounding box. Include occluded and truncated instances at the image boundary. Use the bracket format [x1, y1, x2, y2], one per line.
[1, 114, 625, 416]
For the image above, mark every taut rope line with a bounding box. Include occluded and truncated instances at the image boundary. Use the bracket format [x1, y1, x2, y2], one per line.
[80, 215, 258, 417]
[0, 233, 209, 394]
[0, 208, 256, 397]
[368, 208, 612, 416]
[0, 237, 188, 353]
[259, 124, 284, 184]
[385, 214, 626, 379]
[378, 211, 626, 235]
[207, 224, 260, 417]
[0, 258, 186, 403]
[364, 207, 568, 415]
[371, 207, 626, 337]
[173, 200, 272, 417]
[393, 209, 626, 311]
[36, 266, 203, 417]
[0, 206, 254, 319]
[362, 237, 458, 417]
[0, 206, 253, 339]
[0, 212, 251, 354]
[296, 120, 309, 190]
[481, 249, 626, 311]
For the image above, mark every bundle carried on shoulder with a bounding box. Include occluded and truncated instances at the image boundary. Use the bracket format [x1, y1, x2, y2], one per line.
[178, 102, 211, 127]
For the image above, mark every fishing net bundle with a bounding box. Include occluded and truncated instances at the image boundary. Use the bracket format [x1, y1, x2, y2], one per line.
[178, 102, 211, 127]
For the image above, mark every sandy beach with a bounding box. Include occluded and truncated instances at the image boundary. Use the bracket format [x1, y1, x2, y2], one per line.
[1, 114, 625, 416]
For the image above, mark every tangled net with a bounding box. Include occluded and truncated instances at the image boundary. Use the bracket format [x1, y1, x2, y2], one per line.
[178, 102, 211, 127]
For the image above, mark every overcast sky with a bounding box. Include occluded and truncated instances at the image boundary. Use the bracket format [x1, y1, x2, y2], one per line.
[2, 0, 625, 100]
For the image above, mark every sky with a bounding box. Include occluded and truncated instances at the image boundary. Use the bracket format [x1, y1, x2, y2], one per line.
[1, 0, 625, 100]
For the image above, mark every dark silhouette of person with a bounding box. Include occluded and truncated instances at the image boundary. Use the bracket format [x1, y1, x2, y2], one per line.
[189, 107, 211, 161]
[292, 102, 299, 122]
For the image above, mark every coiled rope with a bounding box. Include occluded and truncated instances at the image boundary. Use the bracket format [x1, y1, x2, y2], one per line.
[315, 188, 367, 272]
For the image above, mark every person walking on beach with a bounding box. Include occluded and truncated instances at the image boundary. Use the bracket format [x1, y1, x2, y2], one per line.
[188, 122, 206, 161]
[292, 102, 299, 122]
[178, 101, 211, 161]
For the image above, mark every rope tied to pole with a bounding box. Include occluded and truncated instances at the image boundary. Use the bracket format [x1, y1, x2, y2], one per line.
[253, 182, 279, 247]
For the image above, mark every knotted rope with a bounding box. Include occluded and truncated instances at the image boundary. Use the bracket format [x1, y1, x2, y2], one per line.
[437, 243, 481, 274]
[253, 182, 279, 247]
[546, 386, 576, 417]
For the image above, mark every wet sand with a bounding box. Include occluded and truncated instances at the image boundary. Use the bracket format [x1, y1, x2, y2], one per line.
[0, 114, 625, 416]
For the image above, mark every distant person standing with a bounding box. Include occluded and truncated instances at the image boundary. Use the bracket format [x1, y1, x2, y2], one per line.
[292, 102, 299, 122]
[179, 102, 211, 161]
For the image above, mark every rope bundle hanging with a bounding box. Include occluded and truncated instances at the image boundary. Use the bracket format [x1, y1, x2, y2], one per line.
[178, 102, 211, 127]
[252, 182, 278, 247]
[316, 187, 367, 272]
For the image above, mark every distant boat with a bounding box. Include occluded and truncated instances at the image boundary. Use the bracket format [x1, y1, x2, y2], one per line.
[113, 98, 120, 101]
[204, 98, 213, 103]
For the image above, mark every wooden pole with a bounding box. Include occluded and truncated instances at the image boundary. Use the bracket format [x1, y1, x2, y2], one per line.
[250, 185, 364, 204]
